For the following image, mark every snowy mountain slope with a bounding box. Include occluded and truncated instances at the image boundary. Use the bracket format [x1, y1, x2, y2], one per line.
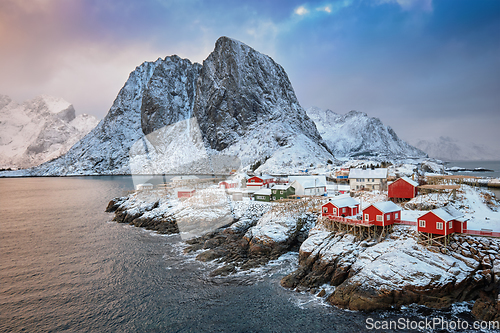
[307, 107, 426, 159]
[412, 136, 500, 161]
[16, 37, 333, 176]
[0, 95, 99, 169]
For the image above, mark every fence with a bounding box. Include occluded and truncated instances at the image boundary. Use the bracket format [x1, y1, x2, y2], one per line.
[323, 215, 500, 238]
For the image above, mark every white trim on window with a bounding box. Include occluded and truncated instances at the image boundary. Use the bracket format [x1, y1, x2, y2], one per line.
[436, 222, 443, 230]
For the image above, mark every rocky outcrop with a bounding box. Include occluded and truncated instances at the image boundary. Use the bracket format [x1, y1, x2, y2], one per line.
[184, 200, 318, 275]
[107, 188, 320, 275]
[106, 195, 179, 234]
[282, 225, 500, 317]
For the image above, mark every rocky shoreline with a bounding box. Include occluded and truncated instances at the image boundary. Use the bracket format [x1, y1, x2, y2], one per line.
[280, 224, 500, 317]
[106, 191, 499, 323]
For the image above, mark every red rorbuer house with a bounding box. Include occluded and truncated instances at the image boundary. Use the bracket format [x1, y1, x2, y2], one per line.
[388, 176, 419, 200]
[219, 180, 238, 189]
[417, 206, 467, 236]
[322, 197, 360, 218]
[246, 175, 275, 190]
[177, 189, 196, 199]
[363, 201, 401, 226]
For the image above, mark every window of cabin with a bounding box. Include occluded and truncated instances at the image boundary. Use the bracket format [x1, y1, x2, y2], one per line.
[333, 208, 337, 214]
[419, 220, 426, 228]
[323, 207, 328, 213]
[273, 190, 276, 194]
[386, 214, 390, 220]
[364, 214, 369, 221]
[376, 215, 383, 222]
[342, 208, 346, 213]
[395, 212, 399, 219]
[280, 191, 283, 194]
[436, 222, 443, 230]
[449, 221, 453, 229]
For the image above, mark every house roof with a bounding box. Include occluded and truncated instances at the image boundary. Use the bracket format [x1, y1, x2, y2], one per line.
[369, 201, 401, 213]
[399, 176, 419, 187]
[254, 188, 272, 195]
[288, 176, 327, 188]
[249, 175, 274, 180]
[430, 205, 464, 222]
[348, 168, 388, 179]
[273, 184, 291, 190]
[177, 188, 196, 192]
[328, 197, 360, 208]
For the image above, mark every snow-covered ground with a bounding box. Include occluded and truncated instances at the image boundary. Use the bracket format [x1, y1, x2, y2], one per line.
[459, 186, 500, 231]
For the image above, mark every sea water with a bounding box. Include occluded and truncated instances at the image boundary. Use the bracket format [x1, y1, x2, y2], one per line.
[0, 177, 492, 332]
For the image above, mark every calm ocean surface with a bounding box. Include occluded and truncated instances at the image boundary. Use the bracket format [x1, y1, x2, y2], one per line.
[0, 176, 487, 332]
[446, 160, 500, 178]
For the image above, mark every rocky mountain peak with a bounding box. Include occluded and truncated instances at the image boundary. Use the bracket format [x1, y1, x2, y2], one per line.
[194, 36, 319, 151]
[140, 55, 201, 135]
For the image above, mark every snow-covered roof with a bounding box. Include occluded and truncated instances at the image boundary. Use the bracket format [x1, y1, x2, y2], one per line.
[430, 205, 464, 222]
[328, 197, 360, 208]
[288, 175, 326, 188]
[348, 168, 387, 179]
[257, 175, 275, 180]
[399, 176, 419, 187]
[177, 188, 196, 192]
[254, 188, 272, 195]
[273, 184, 291, 190]
[370, 201, 401, 213]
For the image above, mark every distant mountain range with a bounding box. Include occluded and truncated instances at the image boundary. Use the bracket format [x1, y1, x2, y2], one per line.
[412, 136, 500, 161]
[307, 107, 426, 160]
[2, 37, 428, 176]
[0, 95, 98, 170]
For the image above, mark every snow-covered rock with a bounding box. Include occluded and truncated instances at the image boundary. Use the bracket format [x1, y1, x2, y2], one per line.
[307, 107, 426, 160]
[282, 224, 497, 312]
[0, 95, 98, 169]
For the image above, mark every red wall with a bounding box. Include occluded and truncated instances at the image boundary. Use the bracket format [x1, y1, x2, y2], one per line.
[322, 202, 359, 218]
[219, 181, 237, 189]
[362, 205, 400, 226]
[417, 212, 456, 235]
[178, 190, 195, 198]
[388, 179, 417, 199]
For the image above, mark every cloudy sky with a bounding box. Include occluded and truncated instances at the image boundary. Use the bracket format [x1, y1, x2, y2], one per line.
[1, 0, 499, 150]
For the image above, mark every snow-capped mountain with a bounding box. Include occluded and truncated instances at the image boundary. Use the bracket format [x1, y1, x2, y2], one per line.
[413, 136, 500, 161]
[307, 107, 426, 160]
[22, 37, 333, 176]
[0, 95, 99, 169]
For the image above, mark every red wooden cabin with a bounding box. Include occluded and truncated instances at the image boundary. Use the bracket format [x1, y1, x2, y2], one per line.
[363, 201, 401, 226]
[219, 180, 238, 189]
[322, 197, 360, 218]
[246, 175, 275, 189]
[177, 189, 196, 199]
[388, 177, 419, 199]
[418, 206, 467, 236]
